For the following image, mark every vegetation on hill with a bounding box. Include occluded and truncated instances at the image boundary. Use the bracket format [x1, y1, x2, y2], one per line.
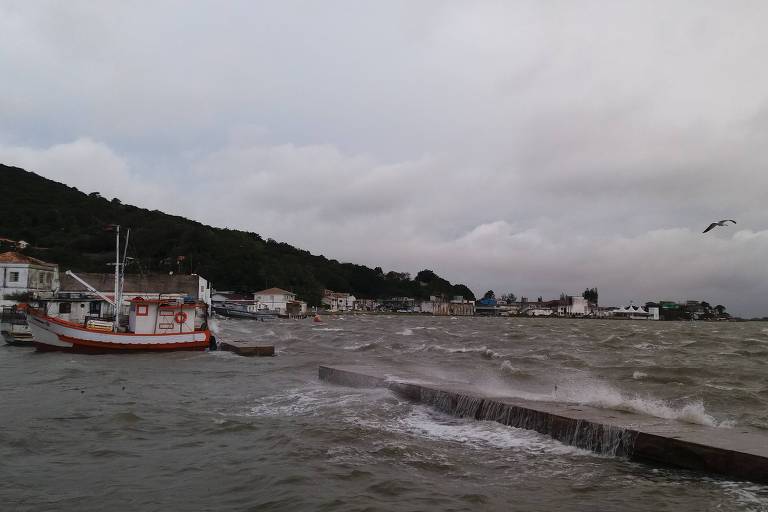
[0, 164, 475, 305]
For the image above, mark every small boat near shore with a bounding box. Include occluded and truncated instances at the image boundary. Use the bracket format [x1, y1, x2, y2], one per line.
[212, 302, 278, 321]
[1, 306, 33, 345]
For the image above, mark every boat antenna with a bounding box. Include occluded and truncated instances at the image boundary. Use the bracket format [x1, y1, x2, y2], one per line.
[118, 228, 131, 323]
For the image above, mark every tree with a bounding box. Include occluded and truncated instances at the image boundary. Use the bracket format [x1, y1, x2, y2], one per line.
[416, 269, 438, 283]
[483, 290, 495, 300]
[715, 305, 726, 315]
[502, 292, 517, 303]
[582, 287, 598, 304]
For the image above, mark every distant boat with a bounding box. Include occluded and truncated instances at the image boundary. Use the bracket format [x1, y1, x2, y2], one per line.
[213, 301, 278, 321]
[1, 306, 33, 345]
[25, 225, 211, 353]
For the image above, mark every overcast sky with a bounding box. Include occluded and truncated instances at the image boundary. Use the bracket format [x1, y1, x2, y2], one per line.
[2, 1, 768, 315]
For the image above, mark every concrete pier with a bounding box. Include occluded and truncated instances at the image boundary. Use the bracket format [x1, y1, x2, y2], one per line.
[319, 365, 768, 484]
[218, 340, 275, 357]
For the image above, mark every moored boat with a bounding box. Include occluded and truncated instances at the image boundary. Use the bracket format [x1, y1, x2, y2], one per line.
[1, 306, 33, 345]
[23, 224, 211, 353]
[26, 298, 210, 353]
[212, 301, 278, 321]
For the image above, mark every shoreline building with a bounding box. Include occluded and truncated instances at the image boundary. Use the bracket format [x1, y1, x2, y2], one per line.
[420, 295, 475, 316]
[59, 272, 212, 317]
[253, 287, 307, 317]
[0, 252, 59, 306]
[322, 289, 356, 312]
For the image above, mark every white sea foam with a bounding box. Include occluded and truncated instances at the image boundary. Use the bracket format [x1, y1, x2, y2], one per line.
[249, 387, 387, 418]
[425, 344, 494, 355]
[714, 480, 768, 509]
[476, 377, 733, 428]
[551, 380, 732, 428]
[360, 405, 588, 457]
[343, 341, 378, 351]
[481, 348, 504, 359]
[207, 318, 221, 334]
[632, 371, 648, 380]
[704, 383, 736, 391]
[500, 360, 526, 376]
[313, 327, 344, 332]
[397, 328, 414, 336]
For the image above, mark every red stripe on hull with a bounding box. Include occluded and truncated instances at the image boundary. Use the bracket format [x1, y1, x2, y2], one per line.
[56, 334, 210, 352]
[37, 338, 208, 354]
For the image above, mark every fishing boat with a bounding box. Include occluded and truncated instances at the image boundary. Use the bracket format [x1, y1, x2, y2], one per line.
[212, 301, 278, 321]
[1, 306, 33, 345]
[24, 225, 211, 353]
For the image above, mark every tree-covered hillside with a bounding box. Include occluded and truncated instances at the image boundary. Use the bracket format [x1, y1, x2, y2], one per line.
[0, 164, 475, 304]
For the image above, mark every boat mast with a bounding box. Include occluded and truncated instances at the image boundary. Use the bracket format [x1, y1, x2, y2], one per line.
[114, 225, 120, 331]
[118, 228, 130, 318]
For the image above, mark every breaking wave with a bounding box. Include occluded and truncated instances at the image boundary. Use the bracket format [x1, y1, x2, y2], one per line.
[552, 380, 734, 428]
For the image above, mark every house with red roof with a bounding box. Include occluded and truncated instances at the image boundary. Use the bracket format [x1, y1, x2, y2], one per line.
[0, 251, 59, 305]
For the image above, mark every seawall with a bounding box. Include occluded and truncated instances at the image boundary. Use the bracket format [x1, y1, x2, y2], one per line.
[319, 365, 768, 484]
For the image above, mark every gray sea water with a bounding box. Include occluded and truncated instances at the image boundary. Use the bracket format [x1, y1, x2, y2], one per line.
[2, 316, 768, 511]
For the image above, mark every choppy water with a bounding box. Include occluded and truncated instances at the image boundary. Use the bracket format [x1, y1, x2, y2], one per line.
[2, 316, 768, 511]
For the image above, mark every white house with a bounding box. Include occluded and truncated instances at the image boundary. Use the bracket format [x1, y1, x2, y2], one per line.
[566, 296, 589, 316]
[254, 287, 306, 316]
[0, 252, 59, 306]
[322, 289, 356, 312]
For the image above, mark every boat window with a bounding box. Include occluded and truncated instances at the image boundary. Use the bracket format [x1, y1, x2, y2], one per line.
[9, 271, 19, 282]
[59, 303, 72, 314]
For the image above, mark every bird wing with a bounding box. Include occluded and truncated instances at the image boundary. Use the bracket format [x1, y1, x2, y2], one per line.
[703, 223, 718, 233]
[724, 219, 737, 224]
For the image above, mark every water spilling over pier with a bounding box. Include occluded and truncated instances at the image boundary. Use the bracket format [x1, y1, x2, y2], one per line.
[320, 365, 768, 483]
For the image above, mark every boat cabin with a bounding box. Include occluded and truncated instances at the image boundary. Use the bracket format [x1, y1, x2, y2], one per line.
[128, 298, 202, 334]
[38, 297, 106, 325]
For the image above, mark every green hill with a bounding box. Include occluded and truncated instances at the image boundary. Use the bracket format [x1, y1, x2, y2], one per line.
[0, 164, 475, 305]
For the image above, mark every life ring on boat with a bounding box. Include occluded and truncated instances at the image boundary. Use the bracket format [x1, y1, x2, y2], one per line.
[174, 311, 188, 324]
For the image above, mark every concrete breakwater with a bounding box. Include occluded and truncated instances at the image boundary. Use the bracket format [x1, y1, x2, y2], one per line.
[319, 365, 768, 484]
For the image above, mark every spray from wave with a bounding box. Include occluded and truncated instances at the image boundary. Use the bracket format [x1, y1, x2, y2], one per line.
[207, 318, 221, 334]
[551, 379, 733, 428]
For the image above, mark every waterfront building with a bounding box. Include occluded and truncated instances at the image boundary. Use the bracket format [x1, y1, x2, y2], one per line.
[381, 297, 416, 312]
[253, 287, 306, 316]
[420, 295, 475, 316]
[0, 252, 59, 306]
[322, 289, 356, 312]
[59, 272, 212, 314]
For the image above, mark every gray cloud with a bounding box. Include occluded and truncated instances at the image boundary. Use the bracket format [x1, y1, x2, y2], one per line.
[2, 1, 768, 315]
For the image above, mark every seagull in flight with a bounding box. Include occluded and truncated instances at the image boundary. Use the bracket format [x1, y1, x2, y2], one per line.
[703, 219, 737, 233]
